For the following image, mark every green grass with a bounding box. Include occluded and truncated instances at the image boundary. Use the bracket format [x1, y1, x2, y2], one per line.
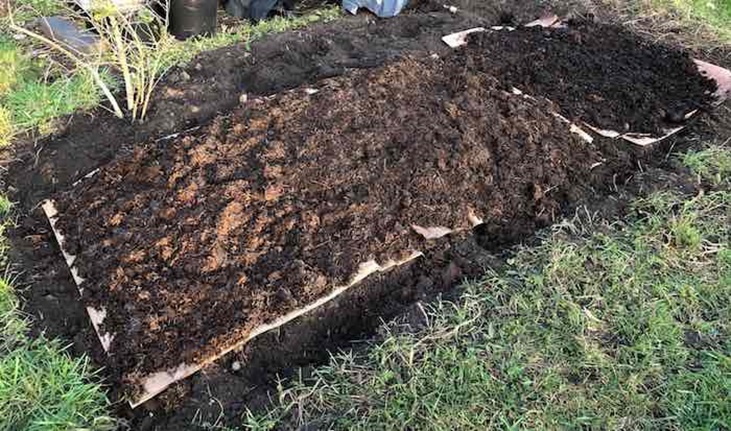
[0, 340, 115, 431]
[683, 145, 731, 187]
[0, 277, 26, 351]
[7, 0, 62, 24]
[0, 106, 13, 147]
[662, 0, 731, 35]
[0, 199, 114, 431]
[249, 149, 731, 430]
[0, 31, 104, 145]
[0, 37, 28, 145]
[3, 70, 105, 135]
[647, 0, 731, 41]
[0, 37, 30, 96]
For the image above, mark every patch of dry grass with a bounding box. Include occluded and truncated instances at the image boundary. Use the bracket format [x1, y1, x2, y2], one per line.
[601, 0, 731, 53]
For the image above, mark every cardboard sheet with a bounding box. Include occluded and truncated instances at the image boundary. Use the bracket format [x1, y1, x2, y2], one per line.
[43, 198, 423, 407]
[133, 250, 422, 407]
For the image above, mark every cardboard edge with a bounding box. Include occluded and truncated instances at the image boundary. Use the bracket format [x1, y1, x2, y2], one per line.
[441, 15, 559, 49]
[525, 14, 560, 28]
[131, 250, 424, 407]
[441, 27, 487, 48]
[552, 113, 593, 143]
[583, 122, 686, 147]
[44, 199, 424, 408]
[41, 200, 114, 351]
[621, 127, 684, 147]
[72, 168, 100, 188]
[695, 59, 731, 102]
[412, 224, 453, 240]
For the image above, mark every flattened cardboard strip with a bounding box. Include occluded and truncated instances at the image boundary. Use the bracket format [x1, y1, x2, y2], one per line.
[42, 200, 114, 351]
[43, 198, 423, 407]
[442, 26, 731, 147]
[553, 112, 594, 143]
[525, 14, 560, 28]
[411, 207, 497, 240]
[695, 59, 731, 102]
[584, 123, 687, 147]
[412, 225, 453, 240]
[441, 27, 486, 48]
[442, 14, 560, 48]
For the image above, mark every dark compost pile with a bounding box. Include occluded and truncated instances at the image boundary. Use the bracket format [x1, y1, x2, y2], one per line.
[462, 21, 718, 134]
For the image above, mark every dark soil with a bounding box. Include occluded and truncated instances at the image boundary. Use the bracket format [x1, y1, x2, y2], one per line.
[462, 21, 718, 134]
[3, 0, 590, 210]
[54, 54, 603, 394]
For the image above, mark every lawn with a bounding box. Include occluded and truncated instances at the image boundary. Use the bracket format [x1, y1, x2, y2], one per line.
[0, 199, 114, 431]
[658, 0, 731, 40]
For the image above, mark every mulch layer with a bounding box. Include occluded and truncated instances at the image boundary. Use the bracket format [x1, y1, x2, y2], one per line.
[53, 53, 603, 395]
[462, 21, 718, 134]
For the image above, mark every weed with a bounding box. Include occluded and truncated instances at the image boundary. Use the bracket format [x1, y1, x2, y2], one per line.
[0, 106, 13, 147]
[682, 145, 731, 187]
[7, 0, 178, 120]
[85, 0, 175, 120]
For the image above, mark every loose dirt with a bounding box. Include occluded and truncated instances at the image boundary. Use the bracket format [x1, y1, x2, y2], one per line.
[462, 21, 718, 134]
[3, 0, 586, 210]
[54, 54, 602, 393]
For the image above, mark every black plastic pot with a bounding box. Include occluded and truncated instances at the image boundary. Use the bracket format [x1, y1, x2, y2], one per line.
[169, 0, 217, 40]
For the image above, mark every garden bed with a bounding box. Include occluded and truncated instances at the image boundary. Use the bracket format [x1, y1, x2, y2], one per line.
[49, 53, 605, 404]
[42, 15, 730, 409]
